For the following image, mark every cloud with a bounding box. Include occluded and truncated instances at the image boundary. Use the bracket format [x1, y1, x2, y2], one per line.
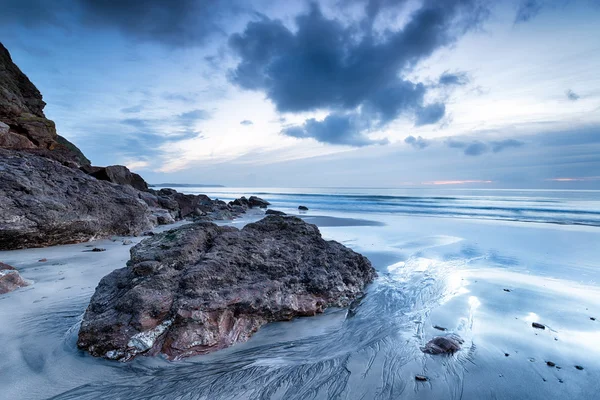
[446, 137, 526, 156]
[1, 0, 243, 47]
[566, 89, 580, 101]
[240, 120, 254, 125]
[230, 1, 490, 146]
[438, 71, 470, 86]
[415, 103, 446, 126]
[405, 135, 430, 149]
[491, 139, 525, 152]
[121, 105, 143, 114]
[515, 0, 544, 23]
[282, 114, 388, 147]
[117, 108, 209, 157]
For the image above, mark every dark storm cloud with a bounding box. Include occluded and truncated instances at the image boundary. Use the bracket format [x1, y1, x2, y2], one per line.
[438, 71, 470, 86]
[566, 89, 580, 101]
[446, 137, 526, 156]
[282, 114, 388, 147]
[404, 135, 430, 149]
[230, 0, 490, 146]
[240, 120, 254, 125]
[1, 0, 242, 47]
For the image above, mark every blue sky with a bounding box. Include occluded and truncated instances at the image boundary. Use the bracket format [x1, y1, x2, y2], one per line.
[1, 0, 599, 188]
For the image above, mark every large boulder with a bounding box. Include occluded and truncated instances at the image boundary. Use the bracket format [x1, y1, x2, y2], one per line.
[0, 262, 28, 294]
[0, 43, 89, 166]
[0, 149, 153, 250]
[78, 215, 376, 361]
[88, 165, 149, 191]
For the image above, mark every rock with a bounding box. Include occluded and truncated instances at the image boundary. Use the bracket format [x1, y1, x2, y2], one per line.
[78, 215, 376, 361]
[575, 365, 584, 370]
[142, 231, 155, 236]
[123, 239, 133, 245]
[228, 196, 270, 209]
[151, 208, 176, 225]
[415, 375, 428, 382]
[546, 361, 556, 367]
[265, 209, 286, 216]
[0, 262, 16, 270]
[503, 288, 511, 292]
[248, 196, 270, 208]
[298, 205, 309, 211]
[0, 43, 89, 166]
[88, 165, 148, 191]
[0, 149, 153, 250]
[421, 334, 464, 355]
[532, 322, 545, 329]
[591, 317, 596, 321]
[433, 325, 447, 331]
[91, 248, 106, 252]
[0, 265, 29, 294]
[505, 353, 510, 357]
[38, 258, 47, 262]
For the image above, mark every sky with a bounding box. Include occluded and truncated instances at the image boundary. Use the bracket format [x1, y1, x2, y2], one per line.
[1, 0, 599, 188]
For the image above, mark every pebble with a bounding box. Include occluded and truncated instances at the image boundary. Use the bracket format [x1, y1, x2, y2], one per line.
[575, 365, 584, 370]
[532, 322, 545, 329]
[546, 361, 556, 367]
[91, 248, 106, 252]
[433, 325, 447, 331]
[591, 317, 596, 321]
[503, 288, 511, 292]
[504, 353, 510, 357]
[415, 375, 428, 382]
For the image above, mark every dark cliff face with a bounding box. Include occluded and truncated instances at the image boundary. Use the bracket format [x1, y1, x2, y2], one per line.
[0, 42, 90, 166]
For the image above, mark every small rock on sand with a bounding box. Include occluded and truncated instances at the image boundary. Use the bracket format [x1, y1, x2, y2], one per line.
[421, 334, 464, 355]
[546, 361, 556, 367]
[575, 365, 584, 370]
[298, 205, 309, 211]
[433, 325, 447, 331]
[503, 288, 511, 292]
[532, 322, 545, 329]
[591, 317, 596, 321]
[415, 375, 428, 382]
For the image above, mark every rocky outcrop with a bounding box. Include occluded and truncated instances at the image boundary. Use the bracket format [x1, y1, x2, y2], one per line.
[0, 149, 153, 250]
[77, 215, 376, 361]
[141, 188, 245, 222]
[87, 165, 149, 191]
[0, 262, 29, 294]
[229, 196, 270, 209]
[265, 209, 286, 216]
[0, 43, 89, 167]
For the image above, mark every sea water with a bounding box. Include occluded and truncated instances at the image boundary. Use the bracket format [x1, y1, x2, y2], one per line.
[1, 188, 599, 399]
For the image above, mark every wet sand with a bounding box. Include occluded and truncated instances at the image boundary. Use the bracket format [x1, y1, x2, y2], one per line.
[0, 212, 599, 399]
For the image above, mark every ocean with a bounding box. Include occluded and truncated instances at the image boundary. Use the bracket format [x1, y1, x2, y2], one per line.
[1, 187, 599, 399]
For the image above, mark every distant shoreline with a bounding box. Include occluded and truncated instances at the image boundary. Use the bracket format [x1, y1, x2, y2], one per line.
[149, 183, 225, 188]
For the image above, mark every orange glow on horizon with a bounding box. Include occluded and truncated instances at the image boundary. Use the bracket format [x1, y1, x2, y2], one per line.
[546, 176, 600, 182]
